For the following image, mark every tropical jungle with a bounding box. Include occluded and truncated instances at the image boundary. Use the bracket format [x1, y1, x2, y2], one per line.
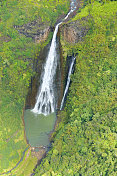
[0, 0, 117, 176]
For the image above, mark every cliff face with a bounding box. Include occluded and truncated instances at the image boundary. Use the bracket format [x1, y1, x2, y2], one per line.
[15, 19, 52, 43]
[60, 17, 89, 43]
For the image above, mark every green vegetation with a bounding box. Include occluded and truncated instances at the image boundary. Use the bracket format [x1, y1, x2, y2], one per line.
[2, 148, 38, 176]
[10, 148, 38, 176]
[35, 2, 117, 175]
[0, 0, 69, 173]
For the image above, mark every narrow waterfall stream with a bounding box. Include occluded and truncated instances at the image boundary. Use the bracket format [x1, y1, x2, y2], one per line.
[24, 0, 77, 148]
[60, 57, 76, 110]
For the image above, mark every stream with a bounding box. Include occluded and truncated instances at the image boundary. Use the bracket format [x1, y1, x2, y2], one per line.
[24, 0, 77, 150]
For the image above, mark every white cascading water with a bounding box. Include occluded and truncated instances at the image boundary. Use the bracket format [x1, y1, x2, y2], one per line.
[32, 1, 76, 115]
[60, 57, 76, 110]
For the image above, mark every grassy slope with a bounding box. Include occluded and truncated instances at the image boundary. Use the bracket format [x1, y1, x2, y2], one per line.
[0, 0, 69, 173]
[35, 2, 117, 176]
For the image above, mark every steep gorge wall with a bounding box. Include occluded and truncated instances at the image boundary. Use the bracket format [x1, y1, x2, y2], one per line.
[21, 13, 90, 111]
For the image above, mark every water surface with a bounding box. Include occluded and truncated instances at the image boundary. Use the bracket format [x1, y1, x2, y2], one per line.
[24, 110, 56, 147]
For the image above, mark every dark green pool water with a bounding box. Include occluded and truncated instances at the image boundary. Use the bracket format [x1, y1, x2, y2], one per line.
[24, 110, 56, 147]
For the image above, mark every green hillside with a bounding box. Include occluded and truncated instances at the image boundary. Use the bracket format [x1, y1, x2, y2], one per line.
[0, 0, 69, 174]
[35, 2, 117, 176]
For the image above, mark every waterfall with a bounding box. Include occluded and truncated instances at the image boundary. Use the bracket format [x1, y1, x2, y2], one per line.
[60, 57, 76, 110]
[32, 1, 76, 116]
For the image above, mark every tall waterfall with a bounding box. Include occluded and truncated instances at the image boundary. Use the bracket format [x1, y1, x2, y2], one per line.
[32, 1, 76, 115]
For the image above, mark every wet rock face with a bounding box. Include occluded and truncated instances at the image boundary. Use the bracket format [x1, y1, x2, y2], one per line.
[60, 17, 89, 43]
[34, 26, 50, 43]
[14, 19, 51, 43]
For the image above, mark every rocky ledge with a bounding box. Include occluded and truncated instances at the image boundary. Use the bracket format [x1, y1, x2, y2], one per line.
[14, 19, 52, 43]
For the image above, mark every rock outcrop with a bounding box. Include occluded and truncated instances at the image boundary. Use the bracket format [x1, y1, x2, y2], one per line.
[14, 19, 52, 43]
[60, 17, 89, 43]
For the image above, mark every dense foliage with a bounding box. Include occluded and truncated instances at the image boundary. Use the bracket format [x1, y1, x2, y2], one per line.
[0, 0, 69, 173]
[35, 2, 117, 175]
